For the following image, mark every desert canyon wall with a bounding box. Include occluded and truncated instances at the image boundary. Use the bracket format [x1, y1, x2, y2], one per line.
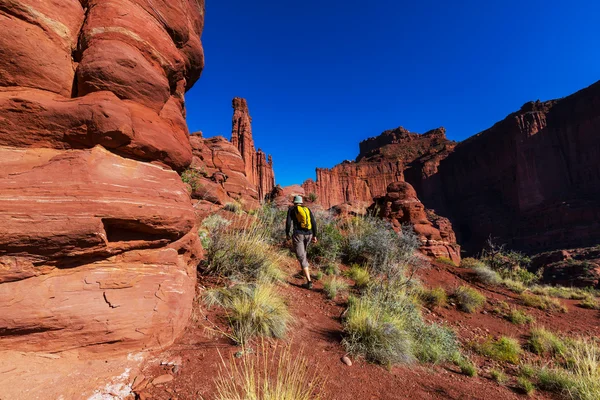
[0, 0, 205, 353]
[417, 81, 600, 254]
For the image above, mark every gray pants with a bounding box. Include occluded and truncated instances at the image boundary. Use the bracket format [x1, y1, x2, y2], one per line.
[292, 232, 313, 269]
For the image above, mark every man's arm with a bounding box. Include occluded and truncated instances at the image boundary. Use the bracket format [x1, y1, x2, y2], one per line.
[310, 208, 318, 238]
[285, 207, 293, 238]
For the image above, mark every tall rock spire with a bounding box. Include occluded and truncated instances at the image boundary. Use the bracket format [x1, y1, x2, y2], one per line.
[231, 97, 275, 200]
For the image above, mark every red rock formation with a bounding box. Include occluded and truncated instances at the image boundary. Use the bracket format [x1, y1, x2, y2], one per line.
[374, 182, 461, 264]
[0, 0, 205, 355]
[417, 81, 600, 255]
[303, 127, 456, 209]
[231, 98, 275, 200]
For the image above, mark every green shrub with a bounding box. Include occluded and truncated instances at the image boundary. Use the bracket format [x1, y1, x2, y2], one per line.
[323, 277, 349, 300]
[342, 287, 460, 366]
[520, 364, 536, 379]
[419, 287, 448, 309]
[205, 284, 290, 345]
[224, 201, 243, 214]
[455, 357, 477, 377]
[436, 257, 456, 266]
[517, 377, 536, 396]
[344, 264, 371, 288]
[528, 326, 566, 357]
[580, 295, 600, 310]
[181, 168, 206, 191]
[531, 285, 590, 300]
[490, 369, 508, 384]
[507, 308, 535, 325]
[344, 217, 421, 281]
[502, 278, 527, 294]
[308, 221, 344, 265]
[254, 203, 288, 243]
[460, 257, 487, 269]
[520, 293, 568, 313]
[204, 222, 284, 281]
[478, 336, 522, 364]
[473, 265, 502, 285]
[323, 263, 340, 276]
[307, 192, 318, 202]
[454, 286, 486, 313]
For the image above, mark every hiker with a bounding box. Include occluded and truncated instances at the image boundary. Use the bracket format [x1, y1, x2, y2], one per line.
[286, 195, 318, 289]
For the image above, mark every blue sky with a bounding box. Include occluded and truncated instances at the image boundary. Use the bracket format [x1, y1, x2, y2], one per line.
[185, 0, 600, 186]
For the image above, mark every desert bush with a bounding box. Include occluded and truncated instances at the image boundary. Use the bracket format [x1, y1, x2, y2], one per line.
[344, 264, 371, 288]
[344, 217, 422, 281]
[460, 257, 487, 269]
[205, 284, 289, 345]
[473, 265, 502, 285]
[453, 286, 486, 313]
[323, 277, 349, 300]
[490, 368, 508, 384]
[204, 222, 284, 282]
[520, 293, 568, 313]
[307, 192, 318, 202]
[478, 336, 522, 364]
[342, 286, 460, 366]
[580, 295, 600, 310]
[517, 377, 536, 396]
[419, 287, 448, 309]
[323, 263, 340, 276]
[308, 221, 344, 265]
[502, 278, 527, 294]
[508, 308, 535, 325]
[435, 257, 456, 266]
[254, 203, 287, 243]
[528, 326, 566, 357]
[180, 168, 206, 191]
[215, 343, 323, 400]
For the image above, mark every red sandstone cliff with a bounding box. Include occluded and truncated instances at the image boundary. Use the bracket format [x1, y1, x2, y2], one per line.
[302, 127, 456, 209]
[231, 98, 275, 201]
[415, 81, 600, 255]
[0, 0, 205, 357]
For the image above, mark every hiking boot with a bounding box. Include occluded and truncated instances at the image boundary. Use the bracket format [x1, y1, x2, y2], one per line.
[304, 281, 313, 290]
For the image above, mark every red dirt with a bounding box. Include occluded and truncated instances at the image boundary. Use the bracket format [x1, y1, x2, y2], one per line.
[137, 259, 600, 400]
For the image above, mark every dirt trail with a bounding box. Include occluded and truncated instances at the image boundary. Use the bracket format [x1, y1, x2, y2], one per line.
[133, 256, 600, 399]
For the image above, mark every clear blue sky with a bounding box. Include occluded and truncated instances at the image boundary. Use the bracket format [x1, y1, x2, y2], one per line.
[185, 0, 600, 187]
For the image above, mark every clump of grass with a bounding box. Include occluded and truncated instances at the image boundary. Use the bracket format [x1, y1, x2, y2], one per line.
[323, 263, 340, 276]
[419, 287, 448, 309]
[307, 192, 318, 202]
[344, 264, 371, 288]
[224, 201, 243, 214]
[520, 364, 536, 379]
[580, 295, 600, 310]
[528, 326, 566, 357]
[520, 293, 568, 313]
[477, 336, 522, 364]
[490, 368, 508, 384]
[436, 257, 456, 266]
[502, 278, 527, 294]
[453, 286, 486, 313]
[507, 308, 535, 325]
[517, 377, 536, 396]
[460, 257, 487, 269]
[215, 343, 323, 400]
[205, 284, 290, 345]
[342, 287, 460, 366]
[181, 168, 206, 192]
[308, 219, 344, 265]
[455, 356, 477, 377]
[531, 285, 590, 300]
[204, 222, 284, 282]
[323, 277, 349, 300]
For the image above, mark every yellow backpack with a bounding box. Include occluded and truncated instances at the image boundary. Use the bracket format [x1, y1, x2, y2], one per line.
[295, 206, 312, 230]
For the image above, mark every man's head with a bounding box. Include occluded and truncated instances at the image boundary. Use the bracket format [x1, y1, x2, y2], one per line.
[293, 195, 303, 205]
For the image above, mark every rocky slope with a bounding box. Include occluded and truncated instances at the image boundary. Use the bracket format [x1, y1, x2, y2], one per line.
[0, 0, 204, 355]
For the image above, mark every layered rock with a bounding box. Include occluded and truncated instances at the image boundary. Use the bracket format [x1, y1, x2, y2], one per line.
[417, 81, 600, 255]
[374, 182, 461, 264]
[231, 97, 275, 200]
[303, 127, 456, 209]
[0, 0, 205, 356]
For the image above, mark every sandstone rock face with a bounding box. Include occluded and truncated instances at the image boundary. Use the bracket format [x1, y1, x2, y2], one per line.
[374, 182, 461, 264]
[417, 81, 600, 255]
[231, 98, 275, 201]
[0, 0, 205, 355]
[531, 248, 600, 288]
[303, 127, 456, 209]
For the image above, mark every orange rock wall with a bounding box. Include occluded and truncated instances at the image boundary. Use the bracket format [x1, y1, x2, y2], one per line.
[0, 0, 205, 353]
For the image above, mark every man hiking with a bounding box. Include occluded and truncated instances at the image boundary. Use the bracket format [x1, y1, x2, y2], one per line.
[286, 195, 318, 289]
